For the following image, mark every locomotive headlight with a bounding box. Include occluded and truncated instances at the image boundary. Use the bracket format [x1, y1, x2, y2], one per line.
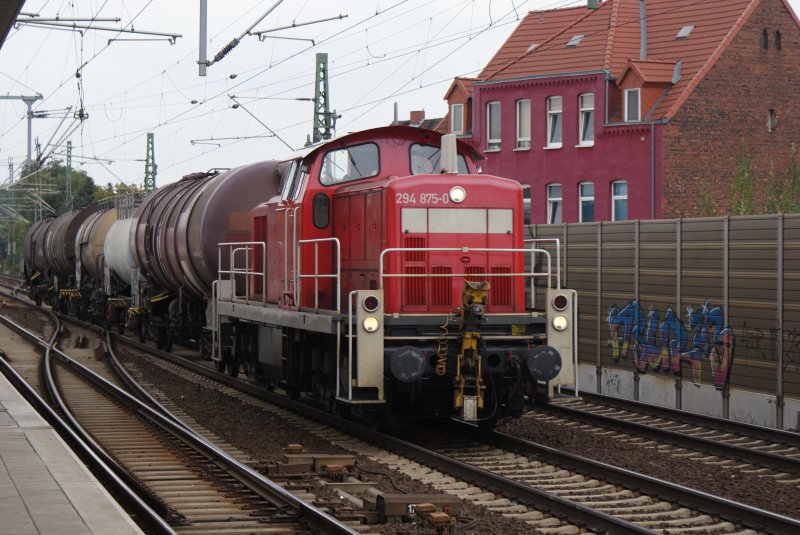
[552, 314, 568, 332]
[362, 316, 380, 333]
[449, 186, 466, 203]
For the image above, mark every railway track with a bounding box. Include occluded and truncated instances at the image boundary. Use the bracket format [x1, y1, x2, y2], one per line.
[0, 292, 361, 535]
[536, 392, 800, 481]
[103, 326, 800, 534]
[3, 280, 799, 533]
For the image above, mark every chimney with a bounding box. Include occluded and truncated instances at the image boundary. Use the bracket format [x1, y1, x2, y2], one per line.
[640, 0, 647, 60]
[588, 0, 600, 8]
[410, 110, 425, 125]
[393, 102, 399, 125]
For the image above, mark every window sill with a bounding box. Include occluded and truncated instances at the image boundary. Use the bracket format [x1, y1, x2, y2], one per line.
[513, 147, 531, 152]
[576, 142, 595, 148]
[543, 144, 562, 150]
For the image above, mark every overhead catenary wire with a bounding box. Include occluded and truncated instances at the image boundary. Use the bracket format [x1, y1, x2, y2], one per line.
[3, 0, 590, 186]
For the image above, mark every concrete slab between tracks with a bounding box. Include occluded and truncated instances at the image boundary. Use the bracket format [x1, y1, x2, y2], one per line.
[0, 372, 143, 535]
[577, 363, 800, 432]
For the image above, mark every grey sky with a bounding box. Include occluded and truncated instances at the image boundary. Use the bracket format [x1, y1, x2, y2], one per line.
[1, 0, 797, 188]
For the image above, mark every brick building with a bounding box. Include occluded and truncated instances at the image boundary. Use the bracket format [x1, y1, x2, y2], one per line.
[443, 0, 800, 222]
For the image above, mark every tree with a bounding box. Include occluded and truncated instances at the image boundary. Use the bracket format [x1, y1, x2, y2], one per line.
[766, 143, 800, 214]
[728, 149, 756, 215]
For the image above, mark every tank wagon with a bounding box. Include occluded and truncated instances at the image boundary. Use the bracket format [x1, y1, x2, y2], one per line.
[119, 162, 281, 351]
[23, 126, 577, 427]
[23, 200, 133, 321]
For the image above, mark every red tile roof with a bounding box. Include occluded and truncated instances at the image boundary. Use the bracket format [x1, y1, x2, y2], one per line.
[622, 59, 677, 84]
[444, 77, 476, 100]
[479, 5, 588, 79]
[479, 0, 800, 120]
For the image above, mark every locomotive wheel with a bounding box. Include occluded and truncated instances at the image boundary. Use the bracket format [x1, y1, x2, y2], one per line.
[137, 320, 146, 343]
[216, 358, 226, 373]
[117, 311, 126, 335]
[164, 331, 173, 353]
[35, 293, 42, 306]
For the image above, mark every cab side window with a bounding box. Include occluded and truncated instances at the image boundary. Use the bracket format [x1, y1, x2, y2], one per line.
[320, 143, 380, 185]
[280, 160, 307, 201]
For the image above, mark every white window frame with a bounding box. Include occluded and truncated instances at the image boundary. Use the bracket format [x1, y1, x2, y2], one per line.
[547, 183, 562, 224]
[624, 88, 641, 122]
[579, 181, 595, 223]
[578, 93, 595, 146]
[450, 103, 464, 135]
[546, 96, 563, 148]
[611, 180, 628, 221]
[516, 99, 531, 149]
[487, 101, 501, 150]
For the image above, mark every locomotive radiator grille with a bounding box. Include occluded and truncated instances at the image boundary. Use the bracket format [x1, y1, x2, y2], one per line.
[403, 266, 426, 306]
[431, 266, 452, 306]
[490, 266, 512, 307]
[404, 237, 426, 262]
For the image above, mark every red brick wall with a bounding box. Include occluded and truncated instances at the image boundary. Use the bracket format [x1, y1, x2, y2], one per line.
[662, 0, 800, 217]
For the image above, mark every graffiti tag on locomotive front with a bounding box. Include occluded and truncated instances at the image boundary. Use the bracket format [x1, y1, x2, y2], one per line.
[607, 300, 735, 389]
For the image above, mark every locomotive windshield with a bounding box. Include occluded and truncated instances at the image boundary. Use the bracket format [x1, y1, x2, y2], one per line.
[280, 159, 306, 201]
[319, 142, 379, 185]
[410, 143, 469, 175]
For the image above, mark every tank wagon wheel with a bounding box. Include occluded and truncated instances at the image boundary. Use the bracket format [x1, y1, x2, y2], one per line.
[227, 356, 240, 378]
[117, 309, 126, 336]
[137, 319, 146, 343]
[165, 329, 174, 353]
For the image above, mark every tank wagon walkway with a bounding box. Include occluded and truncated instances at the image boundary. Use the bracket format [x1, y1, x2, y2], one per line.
[0, 371, 142, 535]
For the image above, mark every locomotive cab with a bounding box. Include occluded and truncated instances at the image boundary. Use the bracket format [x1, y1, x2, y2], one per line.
[218, 126, 577, 426]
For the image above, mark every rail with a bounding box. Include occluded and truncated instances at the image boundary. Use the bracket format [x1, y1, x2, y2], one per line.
[379, 245, 555, 310]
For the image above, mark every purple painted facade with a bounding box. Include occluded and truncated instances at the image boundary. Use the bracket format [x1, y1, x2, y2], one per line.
[462, 73, 663, 224]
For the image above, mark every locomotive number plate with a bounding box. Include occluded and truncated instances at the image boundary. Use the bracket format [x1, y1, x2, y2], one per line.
[395, 192, 450, 205]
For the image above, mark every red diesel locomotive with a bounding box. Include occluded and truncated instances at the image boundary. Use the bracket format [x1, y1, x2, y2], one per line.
[214, 126, 576, 425]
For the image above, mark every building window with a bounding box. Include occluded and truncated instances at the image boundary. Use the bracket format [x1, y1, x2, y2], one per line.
[612, 181, 628, 221]
[624, 89, 640, 122]
[776, 30, 782, 50]
[547, 184, 562, 224]
[762, 29, 769, 49]
[487, 101, 501, 150]
[578, 93, 594, 145]
[547, 96, 562, 147]
[768, 109, 776, 133]
[516, 99, 531, 149]
[579, 182, 594, 222]
[450, 103, 464, 134]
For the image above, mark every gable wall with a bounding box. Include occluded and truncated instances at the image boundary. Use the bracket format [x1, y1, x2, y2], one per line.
[663, 0, 800, 217]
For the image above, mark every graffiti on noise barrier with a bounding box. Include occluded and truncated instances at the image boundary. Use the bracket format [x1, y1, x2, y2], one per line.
[607, 299, 735, 389]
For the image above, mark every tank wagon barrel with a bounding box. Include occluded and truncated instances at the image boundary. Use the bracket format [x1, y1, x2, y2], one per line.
[131, 162, 281, 299]
[76, 207, 118, 282]
[105, 218, 137, 286]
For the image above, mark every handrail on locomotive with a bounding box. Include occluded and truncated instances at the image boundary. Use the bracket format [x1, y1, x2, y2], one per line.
[216, 240, 563, 313]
